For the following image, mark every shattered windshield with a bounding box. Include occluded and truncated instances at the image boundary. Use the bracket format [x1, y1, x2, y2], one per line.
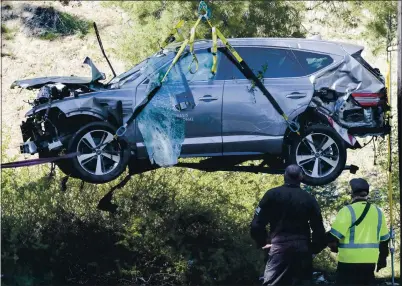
[108, 50, 174, 87]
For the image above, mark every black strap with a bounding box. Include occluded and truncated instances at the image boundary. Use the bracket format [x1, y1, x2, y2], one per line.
[349, 203, 371, 228]
[218, 47, 287, 118]
[125, 84, 162, 127]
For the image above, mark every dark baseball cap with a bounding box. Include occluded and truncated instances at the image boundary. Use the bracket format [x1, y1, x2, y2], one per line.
[349, 178, 370, 194]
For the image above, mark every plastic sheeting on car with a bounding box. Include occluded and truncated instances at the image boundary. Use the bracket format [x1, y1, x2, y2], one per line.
[132, 52, 214, 166]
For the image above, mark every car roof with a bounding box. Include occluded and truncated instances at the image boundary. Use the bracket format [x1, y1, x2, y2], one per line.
[167, 37, 363, 56]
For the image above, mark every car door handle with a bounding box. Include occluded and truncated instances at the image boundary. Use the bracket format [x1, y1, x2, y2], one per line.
[199, 95, 218, 102]
[286, 92, 307, 99]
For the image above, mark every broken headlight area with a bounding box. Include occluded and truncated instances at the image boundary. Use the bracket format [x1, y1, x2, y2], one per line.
[311, 88, 389, 136]
[20, 109, 69, 155]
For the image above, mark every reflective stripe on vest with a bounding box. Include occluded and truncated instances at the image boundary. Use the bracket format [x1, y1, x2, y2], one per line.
[338, 204, 380, 249]
[376, 206, 382, 240]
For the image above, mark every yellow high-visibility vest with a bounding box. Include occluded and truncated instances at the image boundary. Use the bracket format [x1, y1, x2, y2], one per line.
[330, 201, 390, 263]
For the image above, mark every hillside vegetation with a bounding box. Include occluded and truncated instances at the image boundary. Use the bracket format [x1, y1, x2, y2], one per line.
[1, 1, 399, 285]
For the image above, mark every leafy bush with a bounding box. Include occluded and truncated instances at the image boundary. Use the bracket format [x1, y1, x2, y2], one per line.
[2, 141, 283, 285]
[1, 23, 14, 40]
[20, 4, 90, 40]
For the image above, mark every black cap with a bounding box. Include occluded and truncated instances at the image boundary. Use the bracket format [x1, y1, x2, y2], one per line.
[349, 178, 370, 194]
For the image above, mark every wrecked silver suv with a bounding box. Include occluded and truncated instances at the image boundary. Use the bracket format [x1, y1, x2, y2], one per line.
[14, 38, 389, 185]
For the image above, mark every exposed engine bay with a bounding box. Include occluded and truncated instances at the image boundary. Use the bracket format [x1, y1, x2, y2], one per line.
[17, 56, 122, 155]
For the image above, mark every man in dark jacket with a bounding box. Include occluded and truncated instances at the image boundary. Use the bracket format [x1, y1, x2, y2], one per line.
[250, 164, 327, 285]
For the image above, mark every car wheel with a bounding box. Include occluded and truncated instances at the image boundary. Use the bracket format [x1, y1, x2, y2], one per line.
[68, 122, 130, 184]
[289, 124, 347, 186]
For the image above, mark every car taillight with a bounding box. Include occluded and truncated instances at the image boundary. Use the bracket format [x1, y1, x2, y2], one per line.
[351, 92, 384, 107]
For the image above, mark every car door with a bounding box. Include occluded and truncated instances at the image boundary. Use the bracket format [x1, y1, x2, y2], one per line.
[219, 46, 315, 155]
[135, 49, 224, 159]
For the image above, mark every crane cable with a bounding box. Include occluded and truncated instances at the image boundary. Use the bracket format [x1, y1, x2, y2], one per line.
[385, 54, 395, 286]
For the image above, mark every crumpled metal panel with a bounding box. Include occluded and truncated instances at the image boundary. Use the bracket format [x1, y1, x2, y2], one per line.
[11, 57, 102, 89]
[24, 89, 135, 120]
[11, 76, 93, 90]
[310, 54, 384, 93]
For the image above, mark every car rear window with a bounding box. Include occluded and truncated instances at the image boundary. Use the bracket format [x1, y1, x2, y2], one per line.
[216, 47, 305, 80]
[292, 50, 334, 75]
[352, 52, 383, 81]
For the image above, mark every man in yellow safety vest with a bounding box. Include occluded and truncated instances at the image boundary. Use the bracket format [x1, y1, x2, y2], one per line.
[328, 178, 390, 285]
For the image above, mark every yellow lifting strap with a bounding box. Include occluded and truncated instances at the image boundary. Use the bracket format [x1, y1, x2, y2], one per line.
[211, 27, 218, 75]
[161, 16, 206, 82]
[206, 20, 243, 63]
[161, 20, 185, 49]
[188, 17, 202, 74]
[205, 20, 297, 132]
[160, 2, 299, 134]
[161, 38, 189, 83]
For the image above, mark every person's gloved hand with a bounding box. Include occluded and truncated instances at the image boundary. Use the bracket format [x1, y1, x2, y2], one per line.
[376, 257, 387, 272]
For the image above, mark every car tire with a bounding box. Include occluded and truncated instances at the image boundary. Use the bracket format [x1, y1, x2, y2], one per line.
[289, 124, 347, 186]
[67, 122, 130, 184]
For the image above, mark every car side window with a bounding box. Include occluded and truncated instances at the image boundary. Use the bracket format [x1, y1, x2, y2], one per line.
[216, 47, 305, 80]
[176, 49, 215, 82]
[142, 49, 220, 84]
[292, 50, 334, 75]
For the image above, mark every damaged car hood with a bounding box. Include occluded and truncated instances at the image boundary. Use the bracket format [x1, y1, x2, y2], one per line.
[11, 76, 93, 90]
[11, 57, 105, 90]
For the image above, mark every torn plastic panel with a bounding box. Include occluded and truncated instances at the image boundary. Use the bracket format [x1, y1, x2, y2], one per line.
[125, 53, 204, 166]
[137, 84, 186, 166]
[83, 57, 106, 82]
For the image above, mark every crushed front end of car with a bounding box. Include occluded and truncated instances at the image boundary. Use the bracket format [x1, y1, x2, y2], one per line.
[15, 57, 109, 156]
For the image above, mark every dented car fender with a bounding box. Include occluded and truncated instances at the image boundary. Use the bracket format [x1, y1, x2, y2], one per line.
[26, 96, 108, 119]
[318, 111, 357, 147]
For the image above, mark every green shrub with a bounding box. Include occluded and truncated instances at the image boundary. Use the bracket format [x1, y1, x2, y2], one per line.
[1, 145, 279, 285]
[1, 24, 14, 40]
[21, 5, 90, 40]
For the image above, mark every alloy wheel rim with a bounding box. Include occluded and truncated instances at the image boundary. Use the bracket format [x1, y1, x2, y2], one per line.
[296, 133, 340, 178]
[76, 130, 121, 176]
